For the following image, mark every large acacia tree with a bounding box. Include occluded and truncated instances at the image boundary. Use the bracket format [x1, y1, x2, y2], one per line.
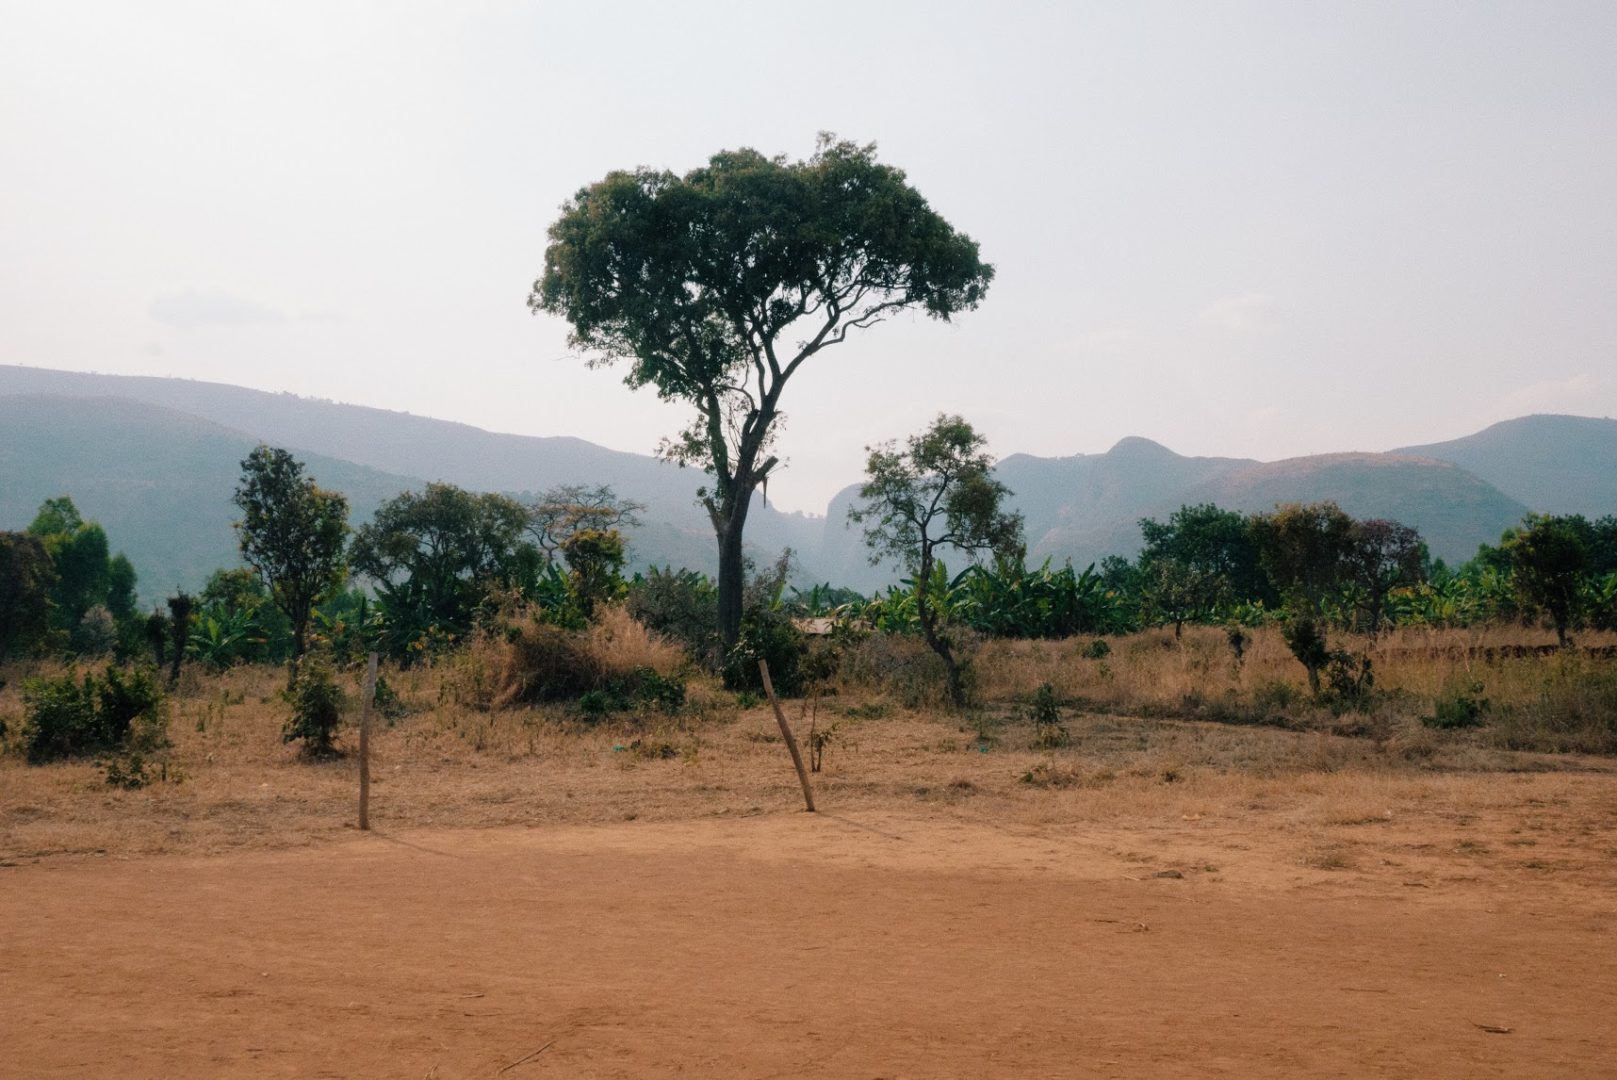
[532, 137, 994, 648]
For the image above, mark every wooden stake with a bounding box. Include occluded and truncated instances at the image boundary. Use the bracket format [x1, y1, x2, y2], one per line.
[358, 651, 378, 831]
[758, 659, 815, 812]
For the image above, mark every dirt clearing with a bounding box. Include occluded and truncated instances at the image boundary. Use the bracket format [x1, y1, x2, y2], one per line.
[5, 806, 1614, 1079]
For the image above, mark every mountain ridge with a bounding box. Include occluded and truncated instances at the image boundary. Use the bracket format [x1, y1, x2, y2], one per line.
[4, 365, 1614, 594]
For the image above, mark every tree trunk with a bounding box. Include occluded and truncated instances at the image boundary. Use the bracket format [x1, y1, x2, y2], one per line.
[915, 549, 963, 706]
[715, 492, 755, 653]
[288, 621, 306, 691]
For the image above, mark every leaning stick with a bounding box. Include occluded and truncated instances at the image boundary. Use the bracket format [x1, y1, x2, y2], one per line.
[758, 659, 815, 812]
[358, 651, 378, 831]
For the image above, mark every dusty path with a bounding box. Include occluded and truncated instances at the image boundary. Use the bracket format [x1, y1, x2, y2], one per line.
[4, 811, 1613, 1079]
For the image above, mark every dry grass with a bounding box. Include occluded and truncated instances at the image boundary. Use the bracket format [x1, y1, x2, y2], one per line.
[970, 624, 1617, 752]
[2, 629, 1614, 872]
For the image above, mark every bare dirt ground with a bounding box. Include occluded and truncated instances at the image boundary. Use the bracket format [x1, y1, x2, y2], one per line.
[4, 664, 1617, 1077]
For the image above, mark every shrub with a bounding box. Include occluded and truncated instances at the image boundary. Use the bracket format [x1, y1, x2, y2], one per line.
[1323, 650, 1374, 710]
[576, 667, 686, 721]
[284, 659, 345, 758]
[96, 665, 166, 750]
[1082, 638, 1111, 660]
[626, 567, 720, 664]
[465, 605, 685, 710]
[371, 674, 409, 721]
[20, 665, 166, 764]
[1029, 682, 1070, 749]
[1426, 680, 1489, 730]
[723, 612, 806, 696]
[21, 672, 99, 763]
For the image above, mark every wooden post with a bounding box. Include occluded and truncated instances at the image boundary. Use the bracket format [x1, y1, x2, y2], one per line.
[358, 651, 378, 831]
[759, 659, 815, 813]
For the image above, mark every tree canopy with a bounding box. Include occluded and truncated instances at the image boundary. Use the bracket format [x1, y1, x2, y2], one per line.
[851, 414, 1022, 703]
[232, 446, 350, 665]
[532, 136, 994, 648]
[350, 483, 535, 639]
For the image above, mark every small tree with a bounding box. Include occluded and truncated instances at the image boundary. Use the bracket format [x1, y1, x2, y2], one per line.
[1344, 518, 1426, 639]
[561, 527, 627, 617]
[526, 484, 644, 565]
[166, 592, 193, 685]
[850, 415, 1023, 705]
[233, 446, 350, 678]
[350, 483, 535, 642]
[0, 532, 56, 659]
[1507, 514, 1591, 647]
[1252, 502, 1358, 695]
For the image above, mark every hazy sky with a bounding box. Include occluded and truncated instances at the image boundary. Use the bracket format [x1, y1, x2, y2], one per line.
[4, 1, 1613, 513]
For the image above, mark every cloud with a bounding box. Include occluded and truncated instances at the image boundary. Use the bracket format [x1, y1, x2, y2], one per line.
[1199, 292, 1277, 334]
[148, 288, 287, 329]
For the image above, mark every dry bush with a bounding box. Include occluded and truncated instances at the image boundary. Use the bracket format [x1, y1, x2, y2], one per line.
[584, 605, 688, 680]
[444, 605, 687, 711]
[836, 632, 952, 709]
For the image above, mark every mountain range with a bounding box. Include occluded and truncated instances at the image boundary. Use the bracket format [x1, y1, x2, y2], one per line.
[2, 364, 1613, 601]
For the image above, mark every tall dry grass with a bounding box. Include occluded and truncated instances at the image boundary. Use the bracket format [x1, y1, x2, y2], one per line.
[441, 604, 687, 710]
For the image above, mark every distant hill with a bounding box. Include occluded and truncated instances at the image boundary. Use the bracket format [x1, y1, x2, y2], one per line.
[1396, 414, 1617, 517]
[1184, 453, 1528, 563]
[819, 439, 1528, 576]
[0, 365, 832, 587]
[3, 364, 1608, 596]
[0, 395, 421, 600]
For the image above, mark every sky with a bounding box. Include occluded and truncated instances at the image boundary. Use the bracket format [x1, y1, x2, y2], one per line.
[3, 1, 1614, 514]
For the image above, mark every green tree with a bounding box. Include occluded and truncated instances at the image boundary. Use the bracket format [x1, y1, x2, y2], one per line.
[350, 483, 534, 640]
[1139, 504, 1271, 607]
[532, 136, 994, 650]
[850, 414, 1023, 705]
[1343, 518, 1426, 638]
[26, 496, 122, 635]
[1506, 514, 1591, 647]
[561, 527, 627, 617]
[1251, 502, 1359, 695]
[0, 532, 57, 658]
[106, 554, 138, 622]
[232, 446, 350, 672]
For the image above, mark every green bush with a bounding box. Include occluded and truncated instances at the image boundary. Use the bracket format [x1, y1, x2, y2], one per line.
[723, 613, 806, 696]
[21, 672, 99, 763]
[21, 665, 165, 764]
[625, 567, 719, 664]
[576, 667, 687, 721]
[284, 659, 345, 758]
[1082, 638, 1111, 660]
[1426, 681, 1489, 730]
[1029, 681, 1070, 749]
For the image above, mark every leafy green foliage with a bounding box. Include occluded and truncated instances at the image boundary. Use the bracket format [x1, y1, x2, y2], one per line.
[20, 665, 165, 764]
[283, 659, 345, 759]
[1507, 514, 1592, 646]
[533, 136, 995, 649]
[562, 528, 627, 617]
[351, 483, 534, 650]
[576, 667, 686, 720]
[233, 446, 350, 661]
[0, 531, 56, 658]
[852, 414, 1023, 705]
[1028, 682, 1070, 749]
[626, 566, 720, 663]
